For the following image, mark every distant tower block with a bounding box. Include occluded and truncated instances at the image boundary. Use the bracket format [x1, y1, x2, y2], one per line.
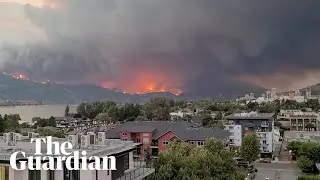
[306, 87, 312, 99]
[266, 90, 271, 99]
[271, 88, 277, 98]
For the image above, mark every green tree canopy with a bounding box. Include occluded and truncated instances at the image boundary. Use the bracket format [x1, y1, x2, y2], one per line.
[4, 114, 21, 132]
[64, 105, 70, 117]
[240, 134, 260, 163]
[152, 139, 246, 180]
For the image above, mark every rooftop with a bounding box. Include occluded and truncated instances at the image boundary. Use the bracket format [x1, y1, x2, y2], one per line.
[119, 121, 229, 140]
[224, 112, 274, 120]
[0, 135, 139, 161]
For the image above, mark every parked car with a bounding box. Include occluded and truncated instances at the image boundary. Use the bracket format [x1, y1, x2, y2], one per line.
[259, 158, 272, 163]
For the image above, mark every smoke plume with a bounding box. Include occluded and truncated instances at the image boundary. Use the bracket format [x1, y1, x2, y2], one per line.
[1, 0, 320, 95]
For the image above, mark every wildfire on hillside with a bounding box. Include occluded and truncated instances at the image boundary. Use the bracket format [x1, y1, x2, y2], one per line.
[2, 70, 183, 95]
[101, 70, 183, 96]
[2, 72, 50, 84]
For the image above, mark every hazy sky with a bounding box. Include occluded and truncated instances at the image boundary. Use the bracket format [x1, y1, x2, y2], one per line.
[1, 0, 320, 94]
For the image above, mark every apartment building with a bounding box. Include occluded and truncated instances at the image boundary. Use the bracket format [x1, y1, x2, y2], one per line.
[0, 132, 154, 180]
[118, 121, 230, 158]
[277, 109, 320, 131]
[225, 112, 275, 156]
[224, 124, 242, 148]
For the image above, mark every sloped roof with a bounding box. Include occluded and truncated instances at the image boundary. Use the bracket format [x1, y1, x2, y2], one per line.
[225, 113, 274, 120]
[120, 121, 229, 141]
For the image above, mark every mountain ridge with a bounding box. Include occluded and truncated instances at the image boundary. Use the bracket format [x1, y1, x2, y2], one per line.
[0, 74, 266, 103]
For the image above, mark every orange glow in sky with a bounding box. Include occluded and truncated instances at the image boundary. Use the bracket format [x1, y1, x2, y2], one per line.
[101, 70, 182, 95]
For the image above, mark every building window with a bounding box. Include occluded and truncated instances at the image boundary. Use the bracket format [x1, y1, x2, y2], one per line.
[48, 170, 54, 180]
[163, 141, 168, 145]
[122, 138, 128, 141]
[124, 153, 129, 171]
[0, 165, 9, 180]
[197, 141, 204, 146]
[64, 164, 80, 180]
[143, 137, 149, 144]
[29, 170, 41, 180]
[122, 133, 127, 136]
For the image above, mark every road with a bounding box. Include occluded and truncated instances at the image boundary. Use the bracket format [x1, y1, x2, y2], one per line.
[278, 141, 290, 161]
[253, 162, 301, 180]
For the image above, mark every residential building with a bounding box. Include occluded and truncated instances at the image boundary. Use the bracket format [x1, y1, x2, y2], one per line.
[0, 132, 154, 180]
[224, 112, 275, 156]
[306, 87, 312, 99]
[224, 124, 242, 148]
[284, 131, 320, 142]
[277, 109, 320, 131]
[118, 121, 230, 158]
[169, 111, 193, 118]
[278, 94, 306, 103]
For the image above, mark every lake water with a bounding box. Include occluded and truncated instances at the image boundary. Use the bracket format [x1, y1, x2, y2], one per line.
[0, 105, 78, 122]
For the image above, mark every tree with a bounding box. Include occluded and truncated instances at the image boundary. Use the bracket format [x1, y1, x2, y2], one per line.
[95, 113, 111, 123]
[152, 140, 246, 180]
[258, 102, 274, 113]
[135, 115, 148, 121]
[298, 142, 320, 164]
[65, 105, 70, 117]
[118, 103, 142, 121]
[20, 122, 30, 128]
[0, 115, 4, 133]
[306, 99, 320, 111]
[4, 114, 21, 132]
[48, 116, 56, 127]
[77, 102, 92, 119]
[143, 97, 171, 120]
[214, 111, 223, 120]
[36, 127, 65, 138]
[32, 116, 56, 128]
[246, 102, 259, 111]
[297, 156, 314, 173]
[106, 105, 120, 122]
[297, 175, 320, 180]
[287, 141, 304, 160]
[240, 134, 260, 163]
[201, 115, 213, 126]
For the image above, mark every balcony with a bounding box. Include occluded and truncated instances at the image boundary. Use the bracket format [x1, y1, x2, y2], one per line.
[261, 143, 268, 147]
[116, 163, 155, 180]
[261, 123, 269, 127]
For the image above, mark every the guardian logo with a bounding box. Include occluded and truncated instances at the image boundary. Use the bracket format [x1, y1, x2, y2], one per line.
[9, 136, 116, 171]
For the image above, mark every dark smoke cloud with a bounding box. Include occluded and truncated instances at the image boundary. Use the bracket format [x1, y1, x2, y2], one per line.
[1, 0, 320, 95]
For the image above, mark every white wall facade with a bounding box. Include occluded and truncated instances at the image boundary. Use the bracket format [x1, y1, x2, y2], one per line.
[257, 132, 273, 153]
[273, 127, 281, 143]
[225, 125, 242, 147]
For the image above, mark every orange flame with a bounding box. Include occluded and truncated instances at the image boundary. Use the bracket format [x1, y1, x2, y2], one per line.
[101, 70, 182, 95]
